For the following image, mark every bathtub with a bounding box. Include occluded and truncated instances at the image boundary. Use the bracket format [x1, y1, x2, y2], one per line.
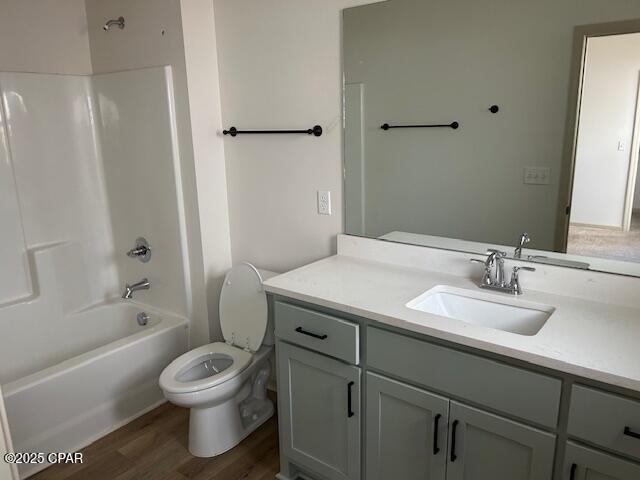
[1, 302, 188, 478]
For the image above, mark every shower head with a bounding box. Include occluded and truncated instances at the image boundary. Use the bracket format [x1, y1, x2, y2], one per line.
[103, 17, 125, 31]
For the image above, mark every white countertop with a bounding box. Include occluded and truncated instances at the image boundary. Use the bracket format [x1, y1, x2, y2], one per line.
[264, 254, 640, 393]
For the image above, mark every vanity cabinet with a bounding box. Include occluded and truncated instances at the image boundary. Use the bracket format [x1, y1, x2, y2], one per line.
[366, 372, 448, 480]
[446, 401, 555, 480]
[366, 326, 562, 428]
[272, 297, 640, 480]
[366, 372, 555, 480]
[563, 443, 640, 479]
[277, 341, 361, 480]
[567, 385, 640, 461]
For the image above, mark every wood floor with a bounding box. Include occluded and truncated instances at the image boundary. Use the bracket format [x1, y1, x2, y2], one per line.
[31, 398, 280, 480]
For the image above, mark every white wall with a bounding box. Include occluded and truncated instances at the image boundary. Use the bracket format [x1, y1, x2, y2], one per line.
[213, 0, 383, 273]
[179, 0, 232, 342]
[0, 0, 92, 74]
[85, 0, 231, 344]
[343, 0, 640, 250]
[572, 33, 640, 227]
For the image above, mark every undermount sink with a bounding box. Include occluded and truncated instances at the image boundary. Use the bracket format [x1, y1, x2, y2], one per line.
[406, 285, 555, 336]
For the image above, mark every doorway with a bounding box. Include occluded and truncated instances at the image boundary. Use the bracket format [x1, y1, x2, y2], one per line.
[565, 30, 640, 261]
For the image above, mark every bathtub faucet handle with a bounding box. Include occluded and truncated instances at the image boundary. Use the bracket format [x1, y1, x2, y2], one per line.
[126, 237, 151, 263]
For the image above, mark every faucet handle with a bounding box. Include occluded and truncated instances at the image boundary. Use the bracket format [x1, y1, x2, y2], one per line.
[126, 237, 151, 263]
[470, 258, 491, 270]
[513, 266, 536, 273]
[470, 258, 492, 285]
[509, 266, 536, 295]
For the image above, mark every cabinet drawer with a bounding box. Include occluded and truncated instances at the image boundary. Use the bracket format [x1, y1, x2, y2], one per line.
[274, 301, 359, 364]
[564, 442, 640, 480]
[568, 385, 640, 461]
[367, 327, 561, 428]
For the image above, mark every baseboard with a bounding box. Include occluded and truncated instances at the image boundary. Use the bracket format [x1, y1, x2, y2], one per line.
[569, 222, 623, 231]
[276, 474, 311, 480]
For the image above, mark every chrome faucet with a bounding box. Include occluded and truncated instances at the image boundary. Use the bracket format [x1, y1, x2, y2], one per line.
[470, 249, 507, 286]
[470, 250, 535, 295]
[514, 232, 530, 258]
[122, 278, 150, 299]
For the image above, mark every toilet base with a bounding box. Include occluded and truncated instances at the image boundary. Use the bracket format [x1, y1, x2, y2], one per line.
[188, 396, 274, 457]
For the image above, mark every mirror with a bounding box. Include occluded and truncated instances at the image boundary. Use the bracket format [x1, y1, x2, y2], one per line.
[343, 0, 640, 276]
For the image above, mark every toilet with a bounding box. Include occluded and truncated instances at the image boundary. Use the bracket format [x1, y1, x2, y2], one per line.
[159, 263, 277, 457]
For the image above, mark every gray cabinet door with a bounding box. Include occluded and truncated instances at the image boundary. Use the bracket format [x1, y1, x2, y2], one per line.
[564, 442, 640, 480]
[277, 341, 361, 480]
[446, 401, 556, 480]
[366, 372, 449, 480]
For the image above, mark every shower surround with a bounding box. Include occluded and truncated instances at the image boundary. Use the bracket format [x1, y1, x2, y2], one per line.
[0, 67, 190, 477]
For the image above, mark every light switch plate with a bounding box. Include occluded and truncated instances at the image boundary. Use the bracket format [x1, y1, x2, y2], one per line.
[317, 190, 332, 215]
[523, 167, 550, 185]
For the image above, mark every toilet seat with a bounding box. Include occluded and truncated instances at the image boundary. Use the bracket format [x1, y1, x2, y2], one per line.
[159, 342, 252, 394]
[219, 263, 268, 352]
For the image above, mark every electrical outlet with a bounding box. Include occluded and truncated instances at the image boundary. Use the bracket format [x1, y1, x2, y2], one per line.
[523, 167, 550, 185]
[317, 190, 332, 215]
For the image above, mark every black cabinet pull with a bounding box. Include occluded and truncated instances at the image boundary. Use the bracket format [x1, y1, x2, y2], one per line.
[624, 426, 640, 440]
[433, 414, 442, 455]
[347, 381, 355, 418]
[569, 463, 577, 480]
[295, 326, 327, 340]
[450, 420, 459, 462]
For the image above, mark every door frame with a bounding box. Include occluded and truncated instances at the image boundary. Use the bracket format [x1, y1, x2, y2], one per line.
[556, 18, 640, 250]
[621, 74, 640, 232]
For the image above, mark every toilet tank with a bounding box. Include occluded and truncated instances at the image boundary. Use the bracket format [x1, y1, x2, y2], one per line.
[257, 268, 279, 346]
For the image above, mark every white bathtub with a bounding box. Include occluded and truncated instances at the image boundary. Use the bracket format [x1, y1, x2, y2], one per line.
[1, 302, 188, 478]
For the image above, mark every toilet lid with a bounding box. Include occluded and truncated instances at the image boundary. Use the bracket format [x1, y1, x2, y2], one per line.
[219, 263, 268, 352]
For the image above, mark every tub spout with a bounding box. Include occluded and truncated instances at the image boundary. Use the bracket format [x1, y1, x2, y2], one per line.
[122, 278, 150, 299]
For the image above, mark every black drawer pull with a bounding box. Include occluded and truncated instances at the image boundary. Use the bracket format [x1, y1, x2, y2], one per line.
[570, 463, 577, 480]
[624, 426, 640, 440]
[433, 414, 442, 455]
[450, 420, 459, 462]
[347, 381, 355, 418]
[295, 326, 327, 340]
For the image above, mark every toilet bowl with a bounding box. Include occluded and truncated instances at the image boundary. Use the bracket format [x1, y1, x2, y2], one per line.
[159, 263, 277, 457]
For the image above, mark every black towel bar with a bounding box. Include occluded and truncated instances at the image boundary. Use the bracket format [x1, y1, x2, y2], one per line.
[381, 122, 459, 130]
[223, 125, 323, 137]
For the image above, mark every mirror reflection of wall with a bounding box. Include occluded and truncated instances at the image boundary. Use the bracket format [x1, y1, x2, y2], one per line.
[343, 0, 640, 271]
